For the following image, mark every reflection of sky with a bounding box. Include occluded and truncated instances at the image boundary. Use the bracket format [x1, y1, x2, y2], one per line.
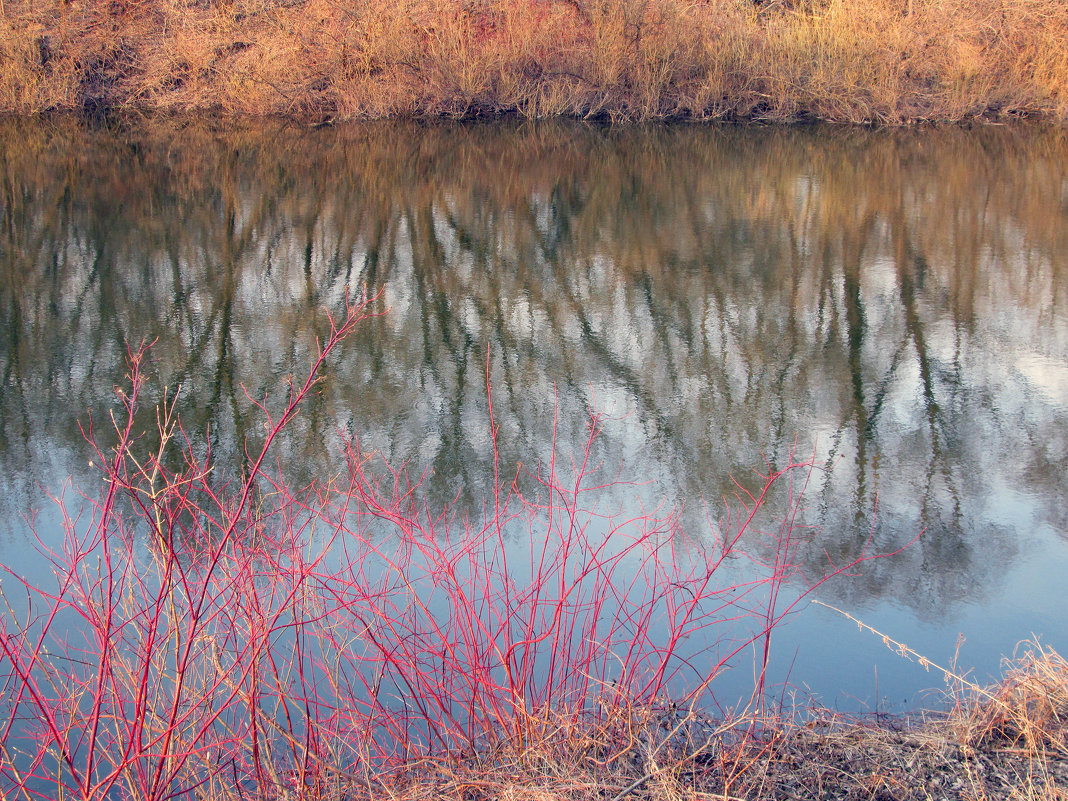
[1, 119, 1067, 710]
[768, 522, 1068, 713]
[1018, 353, 1068, 404]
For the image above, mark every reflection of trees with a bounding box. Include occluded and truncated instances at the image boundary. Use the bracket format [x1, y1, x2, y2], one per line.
[1, 118, 1067, 616]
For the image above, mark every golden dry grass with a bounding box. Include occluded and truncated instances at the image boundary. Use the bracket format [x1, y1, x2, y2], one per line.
[0, 0, 1065, 121]
[953, 642, 1068, 760]
[348, 645, 1068, 801]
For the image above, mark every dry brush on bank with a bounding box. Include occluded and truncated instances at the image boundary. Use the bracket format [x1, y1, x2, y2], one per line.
[0, 0, 1066, 122]
[357, 643, 1068, 801]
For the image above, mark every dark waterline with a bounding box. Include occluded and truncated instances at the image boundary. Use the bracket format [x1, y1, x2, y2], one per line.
[1, 116, 1067, 710]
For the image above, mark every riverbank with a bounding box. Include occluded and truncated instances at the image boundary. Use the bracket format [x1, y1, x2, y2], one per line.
[1, 0, 1066, 123]
[369, 643, 1068, 800]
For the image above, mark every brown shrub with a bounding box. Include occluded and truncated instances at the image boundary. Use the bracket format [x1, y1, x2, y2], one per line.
[0, 0, 1065, 122]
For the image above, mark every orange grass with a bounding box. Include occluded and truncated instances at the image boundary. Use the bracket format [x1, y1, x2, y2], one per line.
[0, 0, 1066, 121]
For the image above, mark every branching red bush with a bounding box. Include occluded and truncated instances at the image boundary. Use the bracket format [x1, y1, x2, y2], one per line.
[0, 297, 896, 800]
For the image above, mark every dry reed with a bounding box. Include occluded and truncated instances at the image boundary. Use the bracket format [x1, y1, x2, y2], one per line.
[0, 0, 1065, 121]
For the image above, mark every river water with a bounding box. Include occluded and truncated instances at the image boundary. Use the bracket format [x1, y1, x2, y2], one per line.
[1, 116, 1067, 713]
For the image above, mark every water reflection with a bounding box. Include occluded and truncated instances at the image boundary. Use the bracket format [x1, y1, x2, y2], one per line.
[1, 117, 1067, 622]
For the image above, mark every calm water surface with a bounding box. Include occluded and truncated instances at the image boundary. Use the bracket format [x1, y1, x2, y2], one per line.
[1, 117, 1067, 711]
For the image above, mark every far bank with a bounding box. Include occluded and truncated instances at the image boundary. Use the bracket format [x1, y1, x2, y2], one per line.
[1, 0, 1066, 123]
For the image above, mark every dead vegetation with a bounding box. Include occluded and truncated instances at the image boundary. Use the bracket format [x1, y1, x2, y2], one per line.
[349, 642, 1068, 800]
[0, 0, 1066, 122]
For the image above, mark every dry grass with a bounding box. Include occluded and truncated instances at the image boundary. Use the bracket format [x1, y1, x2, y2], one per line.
[953, 642, 1068, 761]
[815, 602, 1068, 767]
[0, 0, 1065, 121]
[355, 644, 1068, 801]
